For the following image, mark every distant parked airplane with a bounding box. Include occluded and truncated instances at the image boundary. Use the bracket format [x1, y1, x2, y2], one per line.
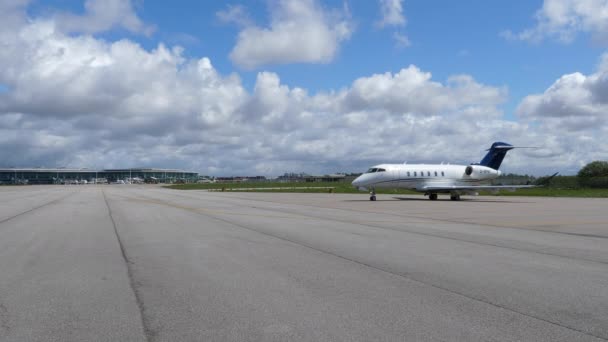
[352, 142, 536, 201]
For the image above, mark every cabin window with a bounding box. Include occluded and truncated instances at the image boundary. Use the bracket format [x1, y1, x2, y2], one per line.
[434, 171, 438, 177]
[407, 171, 410, 177]
[441, 171, 445, 176]
[427, 171, 430, 177]
[414, 171, 417, 177]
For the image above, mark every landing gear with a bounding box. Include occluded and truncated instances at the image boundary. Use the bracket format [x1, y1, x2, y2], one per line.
[369, 189, 376, 201]
[450, 194, 461, 201]
[429, 193, 438, 200]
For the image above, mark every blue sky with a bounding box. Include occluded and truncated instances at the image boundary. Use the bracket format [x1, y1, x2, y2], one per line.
[1, 0, 607, 175]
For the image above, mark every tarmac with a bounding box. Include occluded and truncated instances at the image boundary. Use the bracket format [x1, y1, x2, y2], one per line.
[1, 185, 607, 341]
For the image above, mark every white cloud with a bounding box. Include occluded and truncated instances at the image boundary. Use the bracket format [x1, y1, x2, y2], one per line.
[216, 4, 252, 27]
[54, 0, 155, 36]
[0, 0, 31, 30]
[0, 15, 248, 169]
[342, 67, 506, 115]
[517, 72, 595, 121]
[393, 32, 411, 47]
[0, 2, 604, 176]
[227, 0, 354, 69]
[516, 54, 608, 169]
[377, 0, 406, 28]
[503, 0, 608, 43]
[0, 9, 514, 174]
[517, 53, 608, 124]
[376, 0, 410, 47]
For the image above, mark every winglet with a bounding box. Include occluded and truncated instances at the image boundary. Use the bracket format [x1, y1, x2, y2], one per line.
[534, 172, 559, 186]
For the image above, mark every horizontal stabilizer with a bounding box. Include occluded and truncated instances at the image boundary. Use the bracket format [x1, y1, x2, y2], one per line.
[487, 145, 538, 150]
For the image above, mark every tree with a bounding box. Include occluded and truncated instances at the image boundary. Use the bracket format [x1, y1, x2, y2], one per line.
[578, 161, 608, 188]
[577, 161, 608, 178]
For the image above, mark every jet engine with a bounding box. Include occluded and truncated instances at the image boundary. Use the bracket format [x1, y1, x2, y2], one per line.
[465, 165, 474, 176]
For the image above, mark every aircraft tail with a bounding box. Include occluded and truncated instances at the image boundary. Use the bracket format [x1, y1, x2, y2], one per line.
[478, 142, 515, 170]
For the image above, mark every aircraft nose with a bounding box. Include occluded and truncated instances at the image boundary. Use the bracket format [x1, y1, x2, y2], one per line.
[352, 176, 361, 187]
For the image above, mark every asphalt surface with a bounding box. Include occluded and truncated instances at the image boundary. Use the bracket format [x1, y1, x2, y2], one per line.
[1, 185, 607, 342]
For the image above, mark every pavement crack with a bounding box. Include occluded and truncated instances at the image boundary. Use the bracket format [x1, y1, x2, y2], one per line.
[154, 191, 608, 266]
[102, 190, 155, 342]
[0, 302, 10, 333]
[206, 212, 608, 341]
[240, 203, 608, 266]
[222, 193, 608, 239]
[0, 191, 76, 226]
[140, 192, 608, 341]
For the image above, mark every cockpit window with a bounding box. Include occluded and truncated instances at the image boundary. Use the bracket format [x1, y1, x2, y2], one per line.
[366, 168, 386, 173]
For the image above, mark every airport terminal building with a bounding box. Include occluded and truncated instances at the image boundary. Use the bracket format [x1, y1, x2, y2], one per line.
[0, 168, 198, 185]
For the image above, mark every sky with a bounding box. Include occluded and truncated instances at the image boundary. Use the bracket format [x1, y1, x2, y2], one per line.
[0, 0, 607, 176]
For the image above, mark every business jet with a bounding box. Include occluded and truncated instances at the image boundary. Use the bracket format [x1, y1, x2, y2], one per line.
[352, 142, 536, 201]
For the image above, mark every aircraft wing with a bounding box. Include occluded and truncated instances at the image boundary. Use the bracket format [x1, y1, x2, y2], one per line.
[422, 172, 557, 192]
[422, 185, 537, 192]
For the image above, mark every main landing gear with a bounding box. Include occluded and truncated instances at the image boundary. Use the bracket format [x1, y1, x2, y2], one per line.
[425, 193, 460, 201]
[369, 189, 376, 201]
[450, 194, 461, 201]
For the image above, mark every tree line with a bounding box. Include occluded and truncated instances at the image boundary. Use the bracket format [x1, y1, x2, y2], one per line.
[496, 161, 608, 188]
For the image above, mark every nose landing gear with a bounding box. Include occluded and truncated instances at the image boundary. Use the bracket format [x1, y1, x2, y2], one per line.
[370, 189, 376, 201]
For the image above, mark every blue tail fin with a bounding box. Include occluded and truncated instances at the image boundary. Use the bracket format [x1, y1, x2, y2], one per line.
[478, 142, 514, 170]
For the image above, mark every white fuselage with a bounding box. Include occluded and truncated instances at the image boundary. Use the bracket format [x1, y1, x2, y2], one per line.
[352, 163, 501, 193]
